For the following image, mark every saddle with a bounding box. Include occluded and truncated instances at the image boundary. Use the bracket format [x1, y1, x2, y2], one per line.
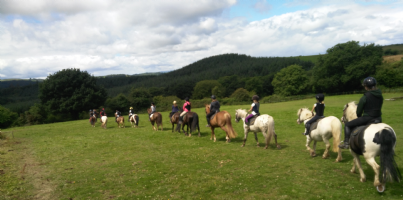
[308, 116, 325, 136]
[209, 111, 218, 123]
[247, 114, 260, 126]
[349, 117, 382, 155]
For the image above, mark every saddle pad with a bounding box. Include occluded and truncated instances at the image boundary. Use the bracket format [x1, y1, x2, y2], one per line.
[150, 114, 154, 118]
[309, 118, 324, 132]
[349, 125, 370, 155]
[210, 112, 217, 123]
[249, 115, 258, 126]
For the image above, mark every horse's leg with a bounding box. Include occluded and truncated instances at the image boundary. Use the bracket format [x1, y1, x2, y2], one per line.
[187, 123, 191, 137]
[242, 128, 249, 147]
[322, 137, 330, 159]
[254, 132, 259, 147]
[312, 141, 317, 157]
[210, 127, 216, 142]
[305, 137, 315, 157]
[219, 126, 230, 143]
[350, 151, 366, 182]
[365, 157, 381, 187]
[172, 123, 174, 132]
[274, 132, 281, 149]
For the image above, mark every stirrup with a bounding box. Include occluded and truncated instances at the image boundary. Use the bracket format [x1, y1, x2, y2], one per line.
[338, 142, 349, 149]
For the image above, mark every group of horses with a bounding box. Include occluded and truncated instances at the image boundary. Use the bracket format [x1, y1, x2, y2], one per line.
[88, 101, 400, 192]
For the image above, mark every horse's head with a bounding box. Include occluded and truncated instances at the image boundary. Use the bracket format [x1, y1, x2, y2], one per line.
[341, 101, 357, 123]
[205, 104, 210, 114]
[147, 108, 151, 114]
[297, 108, 314, 124]
[235, 109, 247, 123]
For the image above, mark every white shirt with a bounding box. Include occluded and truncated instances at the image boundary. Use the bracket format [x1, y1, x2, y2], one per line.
[251, 103, 257, 115]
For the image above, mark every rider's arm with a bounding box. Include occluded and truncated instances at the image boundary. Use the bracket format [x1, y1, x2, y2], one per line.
[356, 96, 366, 117]
[311, 104, 315, 113]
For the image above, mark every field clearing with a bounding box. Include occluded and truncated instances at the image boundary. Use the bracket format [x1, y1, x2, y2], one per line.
[382, 45, 403, 53]
[1, 93, 403, 199]
[383, 55, 403, 63]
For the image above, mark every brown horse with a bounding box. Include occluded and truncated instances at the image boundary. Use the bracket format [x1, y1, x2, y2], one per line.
[147, 108, 163, 131]
[130, 114, 139, 128]
[89, 115, 97, 127]
[176, 112, 200, 137]
[170, 112, 180, 132]
[205, 105, 237, 142]
[115, 113, 125, 128]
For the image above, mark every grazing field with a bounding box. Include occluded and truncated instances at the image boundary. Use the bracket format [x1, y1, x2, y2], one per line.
[1, 93, 403, 199]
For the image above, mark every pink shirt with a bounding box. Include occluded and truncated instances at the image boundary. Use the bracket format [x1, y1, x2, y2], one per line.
[183, 102, 191, 112]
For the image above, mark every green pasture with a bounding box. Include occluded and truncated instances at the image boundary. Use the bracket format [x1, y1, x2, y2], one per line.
[1, 93, 403, 199]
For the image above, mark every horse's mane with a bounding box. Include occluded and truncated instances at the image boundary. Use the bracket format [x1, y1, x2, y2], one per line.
[344, 101, 358, 121]
[236, 109, 247, 117]
[297, 108, 309, 116]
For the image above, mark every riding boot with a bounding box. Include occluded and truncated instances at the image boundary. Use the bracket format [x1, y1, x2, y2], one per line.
[339, 126, 351, 149]
[179, 116, 183, 124]
[302, 123, 311, 135]
[206, 117, 210, 127]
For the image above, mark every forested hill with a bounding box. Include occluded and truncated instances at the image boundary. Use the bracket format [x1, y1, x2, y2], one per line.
[102, 53, 314, 97]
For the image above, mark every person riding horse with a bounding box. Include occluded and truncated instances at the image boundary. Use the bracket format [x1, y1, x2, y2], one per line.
[115, 110, 121, 122]
[206, 95, 220, 127]
[170, 101, 179, 121]
[179, 98, 191, 124]
[245, 95, 260, 125]
[339, 77, 383, 149]
[100, 108, 106, 116]
[89, 109, 93, 118]
[129, 107, 134, 121]
[302, 93, 325, 135]
[149, 102, 156, 121]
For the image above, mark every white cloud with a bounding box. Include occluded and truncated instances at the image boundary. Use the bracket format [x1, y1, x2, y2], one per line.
[253, 0, 272, 14]
[0, 1, 403, 79]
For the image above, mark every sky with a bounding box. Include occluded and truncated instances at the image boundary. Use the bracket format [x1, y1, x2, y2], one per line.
[0, 0, 402, 79]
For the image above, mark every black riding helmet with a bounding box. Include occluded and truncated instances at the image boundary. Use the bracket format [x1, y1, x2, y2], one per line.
[252, 95, 259, 101]
[362, 77, 377, 88]
[185, 97, 189, 101]
[316, 93, 325, 102]
[211, 95, 216, 99]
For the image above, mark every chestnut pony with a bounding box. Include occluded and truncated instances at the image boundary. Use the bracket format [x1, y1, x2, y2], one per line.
[147, 108, 163, 131]
[205, 104, 237, 143]
[115, 113, 125, 128]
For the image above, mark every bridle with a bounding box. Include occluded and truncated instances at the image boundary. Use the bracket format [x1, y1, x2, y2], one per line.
[297, 109, 314, 124]
[235, 111, 240, 123]
[341, 104, 348, 124]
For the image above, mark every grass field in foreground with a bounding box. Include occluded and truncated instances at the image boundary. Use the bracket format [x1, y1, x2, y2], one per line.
[1, 93, 403, 200]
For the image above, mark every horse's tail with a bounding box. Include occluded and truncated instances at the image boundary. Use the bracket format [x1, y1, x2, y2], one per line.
[135, 115, 139, 125]
[265, 116, 275, 145]
[176, 122, 181, 132]
[379, 128, 401, 183]
[331, 118, 342, 153]
[157, 113, 162, 126]
[224, 112, 237, 138]
[191, 113, 199, 132]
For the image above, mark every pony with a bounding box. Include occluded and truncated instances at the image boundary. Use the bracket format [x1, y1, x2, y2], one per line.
[89, 115, 97, 127]
[170, 112, 180, 132]
[205, 104, 237, 143]
[235, 109, 280, 149]
[115, 113, 125, 128]
[100, 116, 108, 129]
[341, 102, 401, 192]
[297, 108, 343, 162]
[130, 114, 139, 128]
[147, 108, 163, 131]
[176, 111, 200, 137]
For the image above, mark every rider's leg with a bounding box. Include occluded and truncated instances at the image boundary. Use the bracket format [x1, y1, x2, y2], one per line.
[339, 125, 351, 149]
[245, 114, 253, 125]
[206, 112, 213, 127]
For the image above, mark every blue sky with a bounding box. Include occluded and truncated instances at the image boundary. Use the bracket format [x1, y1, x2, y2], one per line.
[0, 0, 402, 79]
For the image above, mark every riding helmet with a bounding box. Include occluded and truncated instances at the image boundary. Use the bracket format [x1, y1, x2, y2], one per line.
[89, 109, 92, 112]
[173, 101, 177, 104]
[211, 95, 216, 99]
[130, 107, 133, 109]
[151, 102, 155, 105]
[252, 95, 259, 101]
[185, 97, 189, 101]
[316, 93, 325, 102]
[102, 108, 105, 110]
[362, 77, 377, 88]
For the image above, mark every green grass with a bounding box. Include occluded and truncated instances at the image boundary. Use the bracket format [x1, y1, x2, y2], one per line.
[1, 93, 403, 199]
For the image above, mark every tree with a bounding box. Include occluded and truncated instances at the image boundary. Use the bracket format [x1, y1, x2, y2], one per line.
[192, 80, 222, 99]
[376, 60, 403, 88]
[230, 88, 250, 101]
[0, 105, 18, 128]
[212, 86, 226, 98]
[312, 41, 383, 92]
[218, 75, 243, 97]
[272, 65, 308, 96]
[130, 87, 152, 112]
[105, 93, 130, 113]
[39, 68, 107, 119]
[260, 74, 275, 96]
[245, 77, 263, 95]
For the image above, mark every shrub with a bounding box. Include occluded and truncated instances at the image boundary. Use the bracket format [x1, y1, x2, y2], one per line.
[230, 88, 250, 101]
[0, 105, 18, 129]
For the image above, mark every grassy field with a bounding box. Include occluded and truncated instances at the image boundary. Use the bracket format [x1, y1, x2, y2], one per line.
[1, 93, 403, 199]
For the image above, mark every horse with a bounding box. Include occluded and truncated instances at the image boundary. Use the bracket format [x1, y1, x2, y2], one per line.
[176, 111, 200, 137]
[341, 102, 401, 192]
[147, 108, 163, 131]
[100, 116, 108, 129]
[205, 104, 237, 143]
[115, 113, 125, 128]
[297, 108, 343, 162]
[129, 114, 139, 128]
[235, 109, 281, 149]
[170, 112, 180, 132]
[89, 114, 97, 127]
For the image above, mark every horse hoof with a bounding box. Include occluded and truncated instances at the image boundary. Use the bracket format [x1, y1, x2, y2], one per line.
[360, 178, 366, 182]
[376, 184, 385, 193]
[241, 144, 245, 147]
[264, 146, 268, 149]
[276, 145, 281, 149]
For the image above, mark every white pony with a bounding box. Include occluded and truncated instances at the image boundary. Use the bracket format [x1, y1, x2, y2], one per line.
[297, 108, 343, 162]
[342, 102, 401, 192]
[130, 114, 139, 128]
[235, 109, 281, 149]
[100, 116, 108, 129]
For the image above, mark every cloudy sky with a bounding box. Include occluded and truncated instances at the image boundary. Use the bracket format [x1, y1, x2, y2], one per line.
[0, 0, 402, 79]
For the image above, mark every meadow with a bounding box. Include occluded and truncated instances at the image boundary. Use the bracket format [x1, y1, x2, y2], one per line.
[1, 93, 403, 200]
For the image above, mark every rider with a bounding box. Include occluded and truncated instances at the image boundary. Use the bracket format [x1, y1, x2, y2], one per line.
[93, 109, 98, 117]
[245, 95, 260, 125]
[339, 77, 383, 149]
[149, 102, 156, 121]
[129, 107, 134, 121]
[206, 95, 220, 127]
[302, 93, 325, 135]
[89, 109, 93, 121]
[179, 98, 191, 124]
[115, 110, 121, 122]
[170, 101, 179, 121]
